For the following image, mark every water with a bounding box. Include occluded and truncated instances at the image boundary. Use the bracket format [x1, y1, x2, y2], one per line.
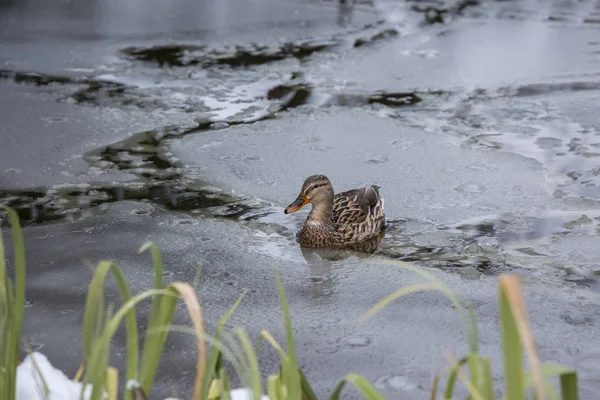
[2, 0, 600, 399]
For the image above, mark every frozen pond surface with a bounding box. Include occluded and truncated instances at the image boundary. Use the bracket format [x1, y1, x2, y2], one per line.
[2, 0, 600, 398]
[15, 202, 600, 399]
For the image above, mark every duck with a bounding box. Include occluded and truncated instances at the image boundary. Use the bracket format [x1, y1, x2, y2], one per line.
[283, 174, 386, 253]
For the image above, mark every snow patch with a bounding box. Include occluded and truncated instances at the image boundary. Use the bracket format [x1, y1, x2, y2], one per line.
[16, 352, 268, 400]
[16, 352, 95, 400]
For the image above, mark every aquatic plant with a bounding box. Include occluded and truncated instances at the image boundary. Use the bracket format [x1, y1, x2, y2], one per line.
[360, 259, 580, 400]
[0, 206, 581, 399]
[0, 207, 26, 400]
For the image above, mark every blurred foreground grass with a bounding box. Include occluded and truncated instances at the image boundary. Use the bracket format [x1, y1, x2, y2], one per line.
[0, 206, 580, 400]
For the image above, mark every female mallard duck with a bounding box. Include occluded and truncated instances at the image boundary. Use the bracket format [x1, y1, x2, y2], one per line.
[284, 174, 385, 253]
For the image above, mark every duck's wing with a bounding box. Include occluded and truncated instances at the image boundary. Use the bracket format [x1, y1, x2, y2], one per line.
[333, 185, 385, 243]
[332, 186, 379, 225]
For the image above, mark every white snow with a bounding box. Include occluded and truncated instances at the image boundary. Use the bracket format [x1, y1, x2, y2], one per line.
[16, 352, 94, 400]
[16, 352, 269, 400]
[230, 388, 270, 400]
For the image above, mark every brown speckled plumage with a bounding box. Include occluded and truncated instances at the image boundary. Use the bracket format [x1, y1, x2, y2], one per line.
[284, 175, 385, 253]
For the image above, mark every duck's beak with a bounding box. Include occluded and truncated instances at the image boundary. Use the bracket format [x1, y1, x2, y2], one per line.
[284, 194, 309, 214]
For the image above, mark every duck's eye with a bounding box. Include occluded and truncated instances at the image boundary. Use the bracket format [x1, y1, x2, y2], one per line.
[306, 184, 320, 194]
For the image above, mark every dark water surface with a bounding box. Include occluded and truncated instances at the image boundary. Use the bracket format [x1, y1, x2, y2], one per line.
[2, 0, 600, 399]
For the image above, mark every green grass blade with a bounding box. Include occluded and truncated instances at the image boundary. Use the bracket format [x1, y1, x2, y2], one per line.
[215, 292, 244, 372]
[467, 353, 480, 394]
[2, 207, 25, 319]
[93, 293, 105, 355]
[500, 275, 545, 400]
[235, 329, 262, 400]
[262, 329, 318, 399]
[223, 330, 247, 374]
[87, 335, 111, 400]
[217, 368, 232, 400]
[330, 374, 385, 400]
[138, 282, 208, 398]
[503, 364, 577, 400]
[444, 356, 469, 399]
[0, 206, 26, 400]
[167, 325, 244, 384]
[267, 375, 282, 400]
[275, 269, 301, 400]
[138, 242, 165, 384]
[106, 366, 119, 400]
[254, 331, 264, 358]
[85, 289, 164, 400]
[275, 270, 296, 365]
[260, 330, 288, 362]
[138, 286, 179, 396]
[468, 306, 480, 356]
[300, 368, 319, 400]
[480, 357, 493, 400]
[202, 293, 245, 400]
[522, 364, 573, 389]
[0, 209, 9, 399]
[560, 372, 578, 400]
[522, 364, 578, 400]
[443, 352, 485, 400]
[81, 261, 139, 400]
[168, 282, 208, 400]
[467, 306, 482, 400]
[499, 280, 524, 400]
[82, 262, 109, 360]
[359, 282, 439, 323]
[109, 266, 139, 400]
[430, 372, 440, 400]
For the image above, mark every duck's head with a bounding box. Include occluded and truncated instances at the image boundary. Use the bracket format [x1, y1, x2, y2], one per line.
[284, 174, 334, 214]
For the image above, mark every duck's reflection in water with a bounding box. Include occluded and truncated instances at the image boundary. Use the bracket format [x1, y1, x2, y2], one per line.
[298, 246, 375, 304]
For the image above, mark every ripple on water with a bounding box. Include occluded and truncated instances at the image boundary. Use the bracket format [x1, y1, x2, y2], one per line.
[375, 373, 422, 393]
[343, 336, 373, 347]
[316, 346, 339, 354]
[453, 182, 486, 194]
